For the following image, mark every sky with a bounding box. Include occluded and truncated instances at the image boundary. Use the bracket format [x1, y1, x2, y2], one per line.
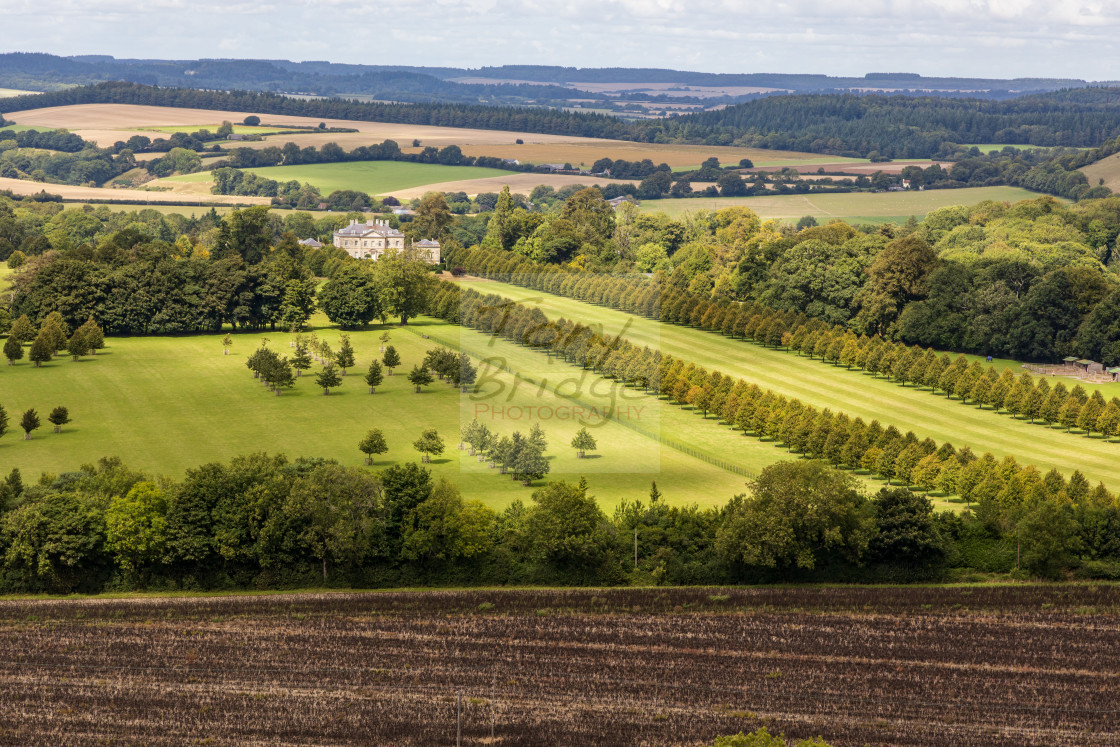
[5, 0, 1120, 80]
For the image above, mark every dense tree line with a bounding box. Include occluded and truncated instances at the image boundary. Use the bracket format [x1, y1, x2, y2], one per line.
[0, 83, 633, 140]
[1, 445, 1113, 595]
[10, 82, 1120, 160]
[648, 89, 1120, 156]
[7, 208, 325, 334]
[446, 192, 1120, 364]
[0, 128, 86, 153]
[0, 131, 136, 186]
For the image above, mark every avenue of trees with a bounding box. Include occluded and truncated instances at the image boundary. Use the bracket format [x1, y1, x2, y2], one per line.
[445, 192, 1120, 365]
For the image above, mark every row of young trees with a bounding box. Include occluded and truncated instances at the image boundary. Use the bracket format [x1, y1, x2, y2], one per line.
[438, 282, 1120, 552]
[0, 404, 70, 441]
[444, 246, 1120, 442]
[5, 313, 104, 367]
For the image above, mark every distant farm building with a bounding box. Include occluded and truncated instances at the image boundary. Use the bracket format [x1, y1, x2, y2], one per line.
[332, 219, 440, 264]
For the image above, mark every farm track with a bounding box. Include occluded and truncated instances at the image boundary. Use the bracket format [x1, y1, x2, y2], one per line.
[1, 586, 1119, 745]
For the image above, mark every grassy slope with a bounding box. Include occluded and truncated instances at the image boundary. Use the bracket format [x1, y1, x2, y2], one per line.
[159, 162, 515, 196]
[638, 186, 1049, 221]
[0, 314, 756, 511]
[1079, 151, 1120, 193]
[464, 279, 1120, 490]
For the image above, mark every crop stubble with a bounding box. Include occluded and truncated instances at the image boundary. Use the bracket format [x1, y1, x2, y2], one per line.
[0, 586, 1117, 745]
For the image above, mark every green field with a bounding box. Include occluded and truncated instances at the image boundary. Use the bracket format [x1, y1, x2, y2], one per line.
[0, 89, 39, 99]
[462, 279, 1120, 492]
[134, 125, 301, 136]
[0, 124, 54, 133]
[159, 162, 516, 196]
[0, 310, 763, 511]
[638, 186, 1051, 222]
[1080, 151, 1120, 193]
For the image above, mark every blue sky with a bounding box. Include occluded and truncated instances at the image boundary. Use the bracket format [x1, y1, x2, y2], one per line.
[5, 0, 1118, 80]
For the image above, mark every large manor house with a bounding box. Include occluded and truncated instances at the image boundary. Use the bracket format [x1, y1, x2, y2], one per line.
[331, 219, 441, 263]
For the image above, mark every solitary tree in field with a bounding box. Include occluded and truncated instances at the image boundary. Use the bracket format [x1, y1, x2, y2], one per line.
[571, 427, 598, 459]
[48, 406, 70, 433]
[383, 345, 401, 375]
[413, 428, 444, 463]
[458, 353, 477, 393]
[0, 404, 8, 441]
[315, 363, 343, 395]
[4, 335, 23, 365]
[20, 408, 39, 440]
[358, 429, 388, 465]
[28, 332, 53, 367]
[66, 331, 90, 361]
[408, 364, 433, 393]
[290, 341, 311, 376]
[222, 333, 233, 356]
[379, 331, 391, 353]
[335, 334, 356, 375]
[364, 359, 384, 393]
[512, 433, 549, 486]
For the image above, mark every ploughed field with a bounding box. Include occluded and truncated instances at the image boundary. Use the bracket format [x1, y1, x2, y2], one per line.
[0, 585, 1117, 745]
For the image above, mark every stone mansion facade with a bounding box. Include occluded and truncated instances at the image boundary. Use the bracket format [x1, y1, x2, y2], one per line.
[332, 219, 441, 264]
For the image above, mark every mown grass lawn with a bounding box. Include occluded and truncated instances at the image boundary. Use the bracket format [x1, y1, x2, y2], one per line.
[464, 279, 1120, 492]
[0, 312, 758, 511]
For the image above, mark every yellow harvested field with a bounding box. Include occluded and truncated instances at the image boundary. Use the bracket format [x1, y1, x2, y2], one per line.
[0, 176, 268, 205]
[389, 173, 635, 199]
[7, 103, 621, 148]
[210, 136, 844, 170]
[6, 104, 846, 169]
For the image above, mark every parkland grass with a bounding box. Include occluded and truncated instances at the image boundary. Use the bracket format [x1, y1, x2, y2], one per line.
[0, 312, 757, 511]
[463, 279, 1120, 491]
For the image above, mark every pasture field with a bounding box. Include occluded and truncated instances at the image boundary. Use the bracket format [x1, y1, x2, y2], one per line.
[638, 186, 1051, 222]
[0, 311, 760, 511]
[0, 89, 40, 98]
[1080, 151, 1120, 193]
[155, 161, 517, 197]
[388, 172, 633, 199]
[0, 176, 267, 205]
[1, 585, 1118, 745]
[463, 279, 1120, 490]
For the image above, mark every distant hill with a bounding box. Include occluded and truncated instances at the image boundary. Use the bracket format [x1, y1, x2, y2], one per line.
[1, 53, 1117, 108]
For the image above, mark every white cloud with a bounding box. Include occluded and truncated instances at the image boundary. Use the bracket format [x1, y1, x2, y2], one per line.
[2, 0, 1119, 78]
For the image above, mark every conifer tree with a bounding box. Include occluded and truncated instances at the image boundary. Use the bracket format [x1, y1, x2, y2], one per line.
[20, 408, 40, 440]
[315, 363, 343, 395]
